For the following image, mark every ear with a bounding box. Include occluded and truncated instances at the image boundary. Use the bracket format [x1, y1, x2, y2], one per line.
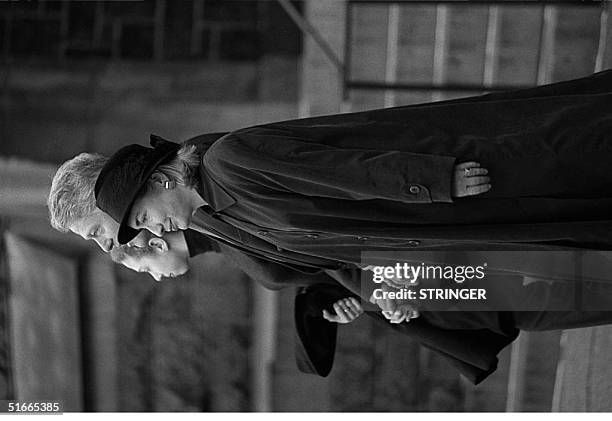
[149, 172, 176, 189]
[148, 237, 169, 252]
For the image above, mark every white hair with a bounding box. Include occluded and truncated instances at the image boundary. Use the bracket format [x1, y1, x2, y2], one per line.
[47, 152, 108, 232]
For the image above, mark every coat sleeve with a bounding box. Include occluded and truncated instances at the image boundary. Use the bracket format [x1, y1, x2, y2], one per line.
[217, 243, 336, 290]
[204, 129, 456, 203]
[323, 267, 517, 384]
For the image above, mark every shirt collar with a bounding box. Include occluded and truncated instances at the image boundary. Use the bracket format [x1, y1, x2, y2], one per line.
[197, 167, 236, 212]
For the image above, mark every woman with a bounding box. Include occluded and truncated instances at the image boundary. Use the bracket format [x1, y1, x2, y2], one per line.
[109, 229, 367, 378]
[94, 69, 612, 314]
[95, 70, 612, 270]
[93, 69, 612, 384]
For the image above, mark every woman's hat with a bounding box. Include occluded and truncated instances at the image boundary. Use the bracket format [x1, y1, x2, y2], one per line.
[95, 134, 180, 244]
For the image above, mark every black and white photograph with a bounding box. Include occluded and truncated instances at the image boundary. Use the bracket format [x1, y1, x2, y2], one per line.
[2, 0, 612, 416]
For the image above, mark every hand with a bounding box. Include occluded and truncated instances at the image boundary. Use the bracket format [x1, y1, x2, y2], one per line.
[382, 306, 420, 324]
[322, 297, 364, 324]
[369, 283, 420, 323]
[452, 161, 491, 197]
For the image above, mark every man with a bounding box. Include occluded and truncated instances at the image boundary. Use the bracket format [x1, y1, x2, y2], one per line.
[48, 152, 119, 252]
[110, 229, 365, 323]
[109, 228, 334, 287]
[109, 228, 367, 377]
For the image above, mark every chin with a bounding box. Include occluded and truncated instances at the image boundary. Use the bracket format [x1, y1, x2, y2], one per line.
[176, 266, 189, 277]
[177, 218, 189, 230]
[171, 216, 186, 231]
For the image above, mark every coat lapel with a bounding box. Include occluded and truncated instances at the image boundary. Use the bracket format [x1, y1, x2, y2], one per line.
[198, 167, 236, 212]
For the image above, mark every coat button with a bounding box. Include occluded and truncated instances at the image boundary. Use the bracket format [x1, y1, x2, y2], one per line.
[257, 230, 269, 236]
[408, 185, 421, 194]
[407, 240, 421, 247]
[305, 233, 319, 239]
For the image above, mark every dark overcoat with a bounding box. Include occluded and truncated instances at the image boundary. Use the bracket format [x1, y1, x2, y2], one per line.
[182, 229, 519, 384]
[183, 227, 612, 385]
[181, 71, 612, 384]
[198, 69, 612, 268]
[296, 277, 612, 384]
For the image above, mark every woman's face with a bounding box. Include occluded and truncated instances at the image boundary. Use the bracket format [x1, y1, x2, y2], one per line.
[128, 182, 194, 237]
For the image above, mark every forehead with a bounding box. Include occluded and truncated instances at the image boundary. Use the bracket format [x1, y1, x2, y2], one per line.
[132, 186, 176, 211]
[131, 188, 158, 207]
[127, 193, 151, 220]
[68, 210, 119, 237]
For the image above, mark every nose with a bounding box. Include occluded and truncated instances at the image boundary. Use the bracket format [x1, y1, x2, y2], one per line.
[127, 238, 141, 248]
[149, 272, 162, 282]
[127, 231, 147, 248]
[94, 237, 112, 252]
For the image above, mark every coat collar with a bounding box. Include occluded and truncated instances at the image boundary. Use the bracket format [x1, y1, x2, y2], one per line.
[198, 167, 236, 212]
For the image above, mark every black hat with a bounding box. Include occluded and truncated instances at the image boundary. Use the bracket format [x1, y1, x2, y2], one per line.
[95, 134, 180, 244]
[294, 285, 343, 377]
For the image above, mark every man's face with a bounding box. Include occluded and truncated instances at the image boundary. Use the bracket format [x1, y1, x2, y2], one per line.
[120, 234, 190, 282]
[69, 209, 119, 252]
[127, 183, 194, 237]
